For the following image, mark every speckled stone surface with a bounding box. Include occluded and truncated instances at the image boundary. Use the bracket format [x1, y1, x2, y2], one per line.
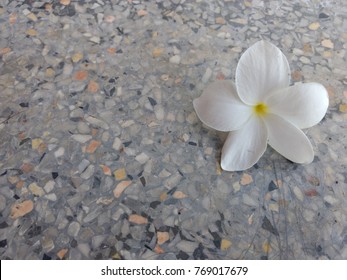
[0, 0, 346, 260]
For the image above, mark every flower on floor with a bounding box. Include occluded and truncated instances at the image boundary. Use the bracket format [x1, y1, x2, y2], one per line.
[193, 40, 329, 171]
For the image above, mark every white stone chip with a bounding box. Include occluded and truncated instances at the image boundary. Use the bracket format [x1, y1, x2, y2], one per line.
[135, 152, 150, 164]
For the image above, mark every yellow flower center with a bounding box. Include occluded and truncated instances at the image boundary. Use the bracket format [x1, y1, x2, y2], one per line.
[253, 103, 268, 116]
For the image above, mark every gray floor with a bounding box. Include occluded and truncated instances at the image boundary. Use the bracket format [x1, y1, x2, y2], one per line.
[0, 0, 346, 260]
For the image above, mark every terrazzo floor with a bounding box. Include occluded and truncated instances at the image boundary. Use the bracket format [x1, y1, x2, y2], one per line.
[0, 0, 346, 260]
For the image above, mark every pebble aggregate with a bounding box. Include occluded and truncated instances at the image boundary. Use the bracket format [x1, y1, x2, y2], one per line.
[0, 0, 346, 260]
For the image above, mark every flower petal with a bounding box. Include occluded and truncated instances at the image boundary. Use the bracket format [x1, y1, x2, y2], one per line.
[193, 80, 252, 132]
[265, 114, 314, 164]
[266, 83, 329, 129]
[221, 116, 267, 171]
[235, 40, 291, 104]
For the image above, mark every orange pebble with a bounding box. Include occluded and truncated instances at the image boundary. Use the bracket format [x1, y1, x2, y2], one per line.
[100, 164, 112, 176]
[107, 47, 116, 54]
[86, 140, 101, 153]
[60, 0, 71, 5]
[154, 245, 165, 254]
[0, 48, 11, 55]
[73, 70, 88, 81]
[87, 80, 99, 93]
[57, 249, 68, 259]
[10, 200, 34, 219]
[128, 214, 148, 224]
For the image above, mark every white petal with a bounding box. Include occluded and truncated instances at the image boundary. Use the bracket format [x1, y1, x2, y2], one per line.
[266, 83, 329, 129]
[265, 114, 314, 164]
[235, 40, 291, 104]
[193, 80, 252, 132]
[221, 116, 267, 171]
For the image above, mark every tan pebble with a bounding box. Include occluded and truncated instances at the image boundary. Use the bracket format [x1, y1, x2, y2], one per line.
[96, 197, 114, 205]
[262, 242, 271, 253]
[137, 9, 148, 16]
[0, 47, 11, 55]
[87, 80, 99, 93]
[291, 70, 302, 81]
[293, 186, 304, 202]
[187, 112, 198, 124]
[154, 244, 164, 254]
[9, 13, 17, 24]
[215, 17, 226, 24]
[240, 173, 253, 185]
[173, 191, 187, 199]
[216, 163, 222, 175]
[73, 70, 88, 81]
[303, 43, 312, 53]
[220, 239, 232, 250]
[128, 214, 148, 224]
[91, 128, 98, 136]
[161, 74, 170, 81]
[45, 68, 55, 78]
[26, 29, 38, 36]
[105, 15, 115, 23]
[45, 3, 53, 11]
[8, 176, 19, 184]
[308, 22, 320, 30]
[326, 85, 334, 99]
[339, 104, 347, 113]
[321, 39, 334, 49]
[107, 47, 116, 54]
[244, 1, 252, 7]
[278, 199, 289, 207]
[21, 163, 34, 173]
[114, 168, 127, 180]
[72, 52, 83, 63]
[29, 183, 45, 196]
[10, 200, 34, 219]
[269, 203, 279, 212]
[57, 248, 68, 259]
[100, 164, 112, 176]
[16, 180, 25, 189]
[323, 51, 332, 58]
[264, 192, 271, 201]
[112, 252, 121, 260]
[204, 147, 213, 155]
[152, 48, 164, 58]
[273, 179, 282, 188]
[160, 192, 167, 201]
[60, 0, 71, 5]
[216, 72, 225, 80]
[26, 12, 38, 22]
[247, 213, 254, 225]
[230, 18, 248, 25]
[32, 138, 43, 150]
[86, 140, 101, 153]
[157, 232, 170, 245]
[113, 181, 132, 198]
[38, 143, 47, 154]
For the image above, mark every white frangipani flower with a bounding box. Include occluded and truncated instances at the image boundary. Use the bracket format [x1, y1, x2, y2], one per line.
[193, 40, 329, 171]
